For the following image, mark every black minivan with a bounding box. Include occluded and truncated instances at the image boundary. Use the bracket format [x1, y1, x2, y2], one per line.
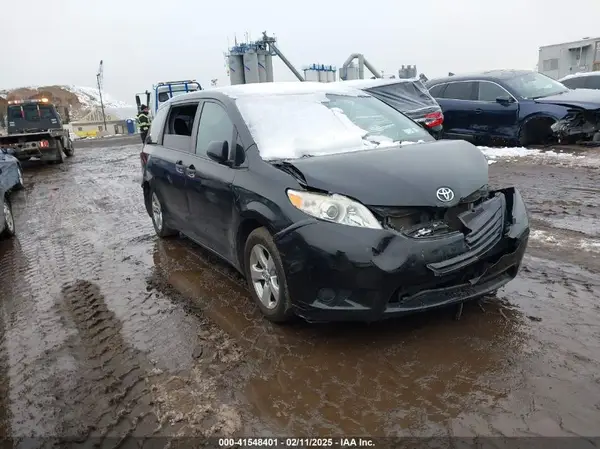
[140, 82, 529, 324]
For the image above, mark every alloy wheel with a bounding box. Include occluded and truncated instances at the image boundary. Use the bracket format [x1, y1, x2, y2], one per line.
[249, 244, 280, 309]
[151, 192, 163, 232]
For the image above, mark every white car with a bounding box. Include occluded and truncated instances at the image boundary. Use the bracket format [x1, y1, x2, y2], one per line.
[559, 72, 600, 90]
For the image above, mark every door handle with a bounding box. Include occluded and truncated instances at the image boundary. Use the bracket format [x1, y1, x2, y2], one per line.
[186, 164, 196, 178]
[175, 160, 184, 174]
[474, 109, 483, 114]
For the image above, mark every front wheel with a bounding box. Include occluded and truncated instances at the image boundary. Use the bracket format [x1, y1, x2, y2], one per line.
[1, 195, 16, 239]
[14, 165, 24, 190]
[244, 227, 294, 323]
[150, 190, 178, 238]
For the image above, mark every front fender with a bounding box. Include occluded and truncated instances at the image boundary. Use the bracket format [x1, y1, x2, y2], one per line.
[518, 103, 569, 125]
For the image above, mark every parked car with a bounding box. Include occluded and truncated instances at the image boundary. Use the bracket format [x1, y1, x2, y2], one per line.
[559, 72, 600, 90]
[425, 70, 600, 145]
[140, 82, 530, 324]
[342, 78, 444, 138]
[0, 149, 24, 239]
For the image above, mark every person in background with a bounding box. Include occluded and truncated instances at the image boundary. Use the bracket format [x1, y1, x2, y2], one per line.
[136, 105, 151, 144]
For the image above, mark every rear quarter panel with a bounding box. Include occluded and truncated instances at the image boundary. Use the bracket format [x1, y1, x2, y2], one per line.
[0, 155, 20, 192]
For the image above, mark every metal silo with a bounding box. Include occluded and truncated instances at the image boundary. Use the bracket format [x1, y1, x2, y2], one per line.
[318, 68, 327, 83]
[326, 69, 335, 82]
[304, 68, 319, 82]
[228, 54, 245, 85]
[257, 53, 268, 82]
[265, 54, 274, 82]
[243, 52, 260, 84]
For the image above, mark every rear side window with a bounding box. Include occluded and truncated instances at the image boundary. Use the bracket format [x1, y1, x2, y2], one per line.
[428, 84, 446, 98]
[561, 77, 587, 89]
[442, 82, 476, 100]
[195, 102, 234, 157]
[162, 103, 199, 152]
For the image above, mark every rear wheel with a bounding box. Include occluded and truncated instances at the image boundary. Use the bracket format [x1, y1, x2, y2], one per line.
[150, 189, 178, 238]
[51, 141, 65, 164]
[64, 139, 74, 158]
[244, 227, 294, 323]
[1, 195, 15, 239]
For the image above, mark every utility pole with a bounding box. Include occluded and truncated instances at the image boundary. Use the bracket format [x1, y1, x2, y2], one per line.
[96, 60, 108, 131]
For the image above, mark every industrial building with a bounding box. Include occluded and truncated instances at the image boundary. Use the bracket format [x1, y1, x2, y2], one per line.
[225, 31, 415, 86]
[70, 108, 132, 138]
[303, 64, 337, 82]
[538, 37, 600, 80]
[226, 32, 306, 85]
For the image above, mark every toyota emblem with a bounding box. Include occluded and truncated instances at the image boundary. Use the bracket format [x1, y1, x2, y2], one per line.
[436, 187, 455, 202]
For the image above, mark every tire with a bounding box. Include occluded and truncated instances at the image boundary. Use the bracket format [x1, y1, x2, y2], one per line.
[243, 227, 294, 323]
[1, 195, 16, 239]
[149, 188, 178, 238]
[64, 139, 74, 158]
[14, 165, 24, 190]
[51, 140, 65, 164]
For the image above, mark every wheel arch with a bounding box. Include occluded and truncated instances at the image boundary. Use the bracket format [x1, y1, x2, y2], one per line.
[518, 113, 559, 146]
[142, 180, 151, 216]
[236, 205, 278, 271]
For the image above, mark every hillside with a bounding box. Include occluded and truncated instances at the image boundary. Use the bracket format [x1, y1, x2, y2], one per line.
[0, 85, 134, 121]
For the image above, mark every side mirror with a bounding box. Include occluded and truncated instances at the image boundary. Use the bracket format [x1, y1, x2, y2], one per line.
[496, 96, 514, 105]
[207, 140, 229, 164]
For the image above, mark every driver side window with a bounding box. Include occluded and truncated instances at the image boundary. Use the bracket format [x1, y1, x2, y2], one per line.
[195, 102, 234, 158]
[477, 81, 511, 102]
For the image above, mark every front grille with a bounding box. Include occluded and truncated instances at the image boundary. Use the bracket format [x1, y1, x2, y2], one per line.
[369, 185, 490, 238]
[370, 191, 507, 276]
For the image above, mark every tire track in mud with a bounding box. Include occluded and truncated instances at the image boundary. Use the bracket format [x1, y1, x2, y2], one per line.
[57, 279, 161, 441]
[0, 145, 268, 443]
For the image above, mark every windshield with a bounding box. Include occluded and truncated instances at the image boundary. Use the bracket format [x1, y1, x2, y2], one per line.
[236, 92, 434, 160]
[504, 72, 569, 99]
[8, 104, 56, 121]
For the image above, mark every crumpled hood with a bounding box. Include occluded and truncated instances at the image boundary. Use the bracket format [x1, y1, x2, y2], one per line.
[287, 139, 489, 207]
[535, 89, 600, 110]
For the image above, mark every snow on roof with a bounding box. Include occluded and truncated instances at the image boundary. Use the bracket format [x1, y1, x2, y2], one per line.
[338, 78, 422, 89]
[559, 72, 600, 81]
[212, 81, 367, 98]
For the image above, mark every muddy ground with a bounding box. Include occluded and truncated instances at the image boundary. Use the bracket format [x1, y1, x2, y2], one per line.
[0, 138, 599, 446]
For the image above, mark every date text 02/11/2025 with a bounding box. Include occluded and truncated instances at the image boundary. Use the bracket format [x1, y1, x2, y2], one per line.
[217, 438, 376, 447]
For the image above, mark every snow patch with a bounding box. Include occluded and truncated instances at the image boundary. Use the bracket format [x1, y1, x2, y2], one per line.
[530, 229, 600, 253]
[478, 146, 585, 162]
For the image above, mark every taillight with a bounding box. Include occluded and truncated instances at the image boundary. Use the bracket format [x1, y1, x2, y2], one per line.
[40, 140, 49, 148]
[424, 111, 444, 128]
[140, 151, 149, 167]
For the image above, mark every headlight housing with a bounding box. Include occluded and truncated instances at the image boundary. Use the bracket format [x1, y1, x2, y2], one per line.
[287, 189, 382, 229]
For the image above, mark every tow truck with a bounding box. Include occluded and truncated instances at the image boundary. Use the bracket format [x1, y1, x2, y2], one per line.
[135, 80, 202, 117]
[0, 98, 74, 164]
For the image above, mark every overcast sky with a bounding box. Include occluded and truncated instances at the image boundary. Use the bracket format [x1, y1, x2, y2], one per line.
[2, 0, 600, 102]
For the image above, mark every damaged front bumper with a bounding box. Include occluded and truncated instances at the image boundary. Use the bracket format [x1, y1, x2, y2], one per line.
[551, 108, 600, 143]
[274, 188, 529, 323]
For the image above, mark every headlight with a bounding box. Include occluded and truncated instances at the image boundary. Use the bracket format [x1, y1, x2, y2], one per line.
[286, 189, 382, 229]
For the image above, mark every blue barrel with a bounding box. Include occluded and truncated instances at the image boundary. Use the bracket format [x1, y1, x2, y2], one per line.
[126, 119, 135, 134]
